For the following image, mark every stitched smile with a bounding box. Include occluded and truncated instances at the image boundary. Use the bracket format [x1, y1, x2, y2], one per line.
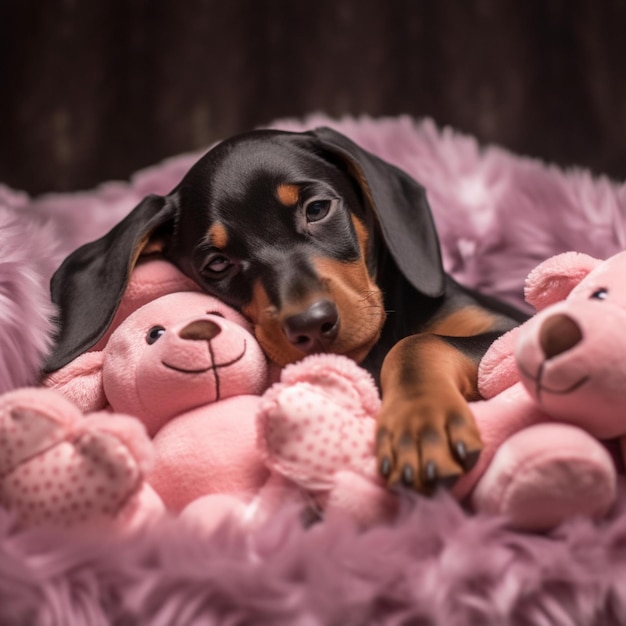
[162, 340, 247, 374]
[518, 362, 590, 400]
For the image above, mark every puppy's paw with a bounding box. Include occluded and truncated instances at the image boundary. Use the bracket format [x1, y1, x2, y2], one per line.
[375, 389, 482, 493]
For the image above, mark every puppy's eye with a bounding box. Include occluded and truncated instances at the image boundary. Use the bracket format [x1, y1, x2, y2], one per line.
[590, 288, 608, 300]
[305, 199, 332, 223]
[203, 254, 233, 277]
[146, 326, 166, 345]
[207, 310, 225, 318]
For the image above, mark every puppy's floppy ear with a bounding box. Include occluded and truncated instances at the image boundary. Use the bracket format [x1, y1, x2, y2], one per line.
[310, 126, 445, 298]
[43, 194, 178, 374]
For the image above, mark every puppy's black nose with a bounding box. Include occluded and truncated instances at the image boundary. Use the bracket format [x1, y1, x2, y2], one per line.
[179, 320, 221, 341]
[539, 313, 582, 359]
[282, 299, 340, 353]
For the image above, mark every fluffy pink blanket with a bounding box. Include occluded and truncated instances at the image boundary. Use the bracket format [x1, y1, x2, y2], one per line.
[1, 115, 626, 624]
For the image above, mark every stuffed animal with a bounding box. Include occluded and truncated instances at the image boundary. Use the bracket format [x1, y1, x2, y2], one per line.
[1, 258, 394, 531]
[0, 289, 273, 529]
[5, 250, 623, 533]
[34, 290, 271, 527]
[451, 250, 626, 530]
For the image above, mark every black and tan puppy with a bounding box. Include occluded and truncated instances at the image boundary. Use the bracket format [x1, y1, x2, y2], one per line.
[44, 127, 526, 492]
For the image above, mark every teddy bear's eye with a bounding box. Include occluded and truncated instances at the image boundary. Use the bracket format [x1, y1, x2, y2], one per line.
[590, 288, 608, 300]
[146, 326, 166, 344]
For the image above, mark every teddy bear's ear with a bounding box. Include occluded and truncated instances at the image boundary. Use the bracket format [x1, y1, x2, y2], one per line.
[91, 257, 201, 351]
[42, 351, 107, 413]
[524, 252, 602, 312]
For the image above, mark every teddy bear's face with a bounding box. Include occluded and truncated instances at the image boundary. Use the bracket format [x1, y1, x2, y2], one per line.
[516, 255, 626, 438]
[102, 292, 269, 436]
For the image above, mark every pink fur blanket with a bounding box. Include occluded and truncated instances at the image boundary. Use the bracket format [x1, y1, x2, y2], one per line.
[1, 115, 626, 624]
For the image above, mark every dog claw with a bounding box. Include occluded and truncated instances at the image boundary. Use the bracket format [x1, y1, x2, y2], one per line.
[401, 464, 414, 487]
[424, 460, 438, 485]
[453, 440, 480, 471]
[380, 457, 392, 478]
[456, 441, 480, 471]
[455, 440, 467, 462]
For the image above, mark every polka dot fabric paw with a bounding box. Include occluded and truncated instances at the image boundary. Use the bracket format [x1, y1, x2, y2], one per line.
[258, 355, 380, 492]
[0, 388, 147, 528]
[0, 388, 79, 476]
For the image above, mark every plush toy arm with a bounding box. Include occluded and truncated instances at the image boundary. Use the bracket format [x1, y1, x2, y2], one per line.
[81, 411, 154, 475]
[257, 356, 399, 529]
[257, 354, 380, 491]
[0, 387, 83, 476]
[276, 353, 381, 415]
[478, 326, 524, 399]
[471, 423, 616, 531]
[42, 350, 107, 412]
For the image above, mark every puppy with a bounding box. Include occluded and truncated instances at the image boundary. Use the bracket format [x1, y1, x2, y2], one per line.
[44, 127, 526, 492]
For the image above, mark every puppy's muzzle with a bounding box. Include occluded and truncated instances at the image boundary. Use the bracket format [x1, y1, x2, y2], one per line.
[282, 299, 340, 354]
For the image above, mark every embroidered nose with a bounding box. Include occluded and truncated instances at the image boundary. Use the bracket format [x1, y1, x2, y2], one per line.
[179, 320, 221, 341]
[539, 313, 582, 359]
[282, 299, 340, 353]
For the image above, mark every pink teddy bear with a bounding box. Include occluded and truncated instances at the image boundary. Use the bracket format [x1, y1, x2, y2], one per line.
[0, 258, 394, 531]
[452, 250, 626, 530]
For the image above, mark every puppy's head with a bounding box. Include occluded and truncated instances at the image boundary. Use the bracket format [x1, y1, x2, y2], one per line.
[45, 127, 444, 372]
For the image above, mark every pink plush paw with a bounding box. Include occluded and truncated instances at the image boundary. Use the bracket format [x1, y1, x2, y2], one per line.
[258, 355, 380, 491]
[472, 423, 616, 531]
[0, 388, 82, 476]
[180, 494, 248, 534]
[0, 389, 154, 528]
[322, 470, 399, 528]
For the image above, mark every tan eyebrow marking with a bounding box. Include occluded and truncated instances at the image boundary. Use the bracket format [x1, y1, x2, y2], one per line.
[276, 184, 300, 206]
[208, 222, 229, 248]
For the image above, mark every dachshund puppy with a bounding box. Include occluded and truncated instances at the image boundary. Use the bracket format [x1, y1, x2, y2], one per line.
[44, 127, 526, 492]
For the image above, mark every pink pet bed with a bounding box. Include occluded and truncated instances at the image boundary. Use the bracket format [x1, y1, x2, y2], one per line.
[1, 115, 626, 624]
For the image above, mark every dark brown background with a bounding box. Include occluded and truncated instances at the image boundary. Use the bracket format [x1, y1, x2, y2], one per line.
[1, 0, 625, 195]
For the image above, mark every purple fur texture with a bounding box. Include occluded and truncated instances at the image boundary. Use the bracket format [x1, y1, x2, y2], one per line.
[2, 490, 626, 625]
[0, 209, 56, 393]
